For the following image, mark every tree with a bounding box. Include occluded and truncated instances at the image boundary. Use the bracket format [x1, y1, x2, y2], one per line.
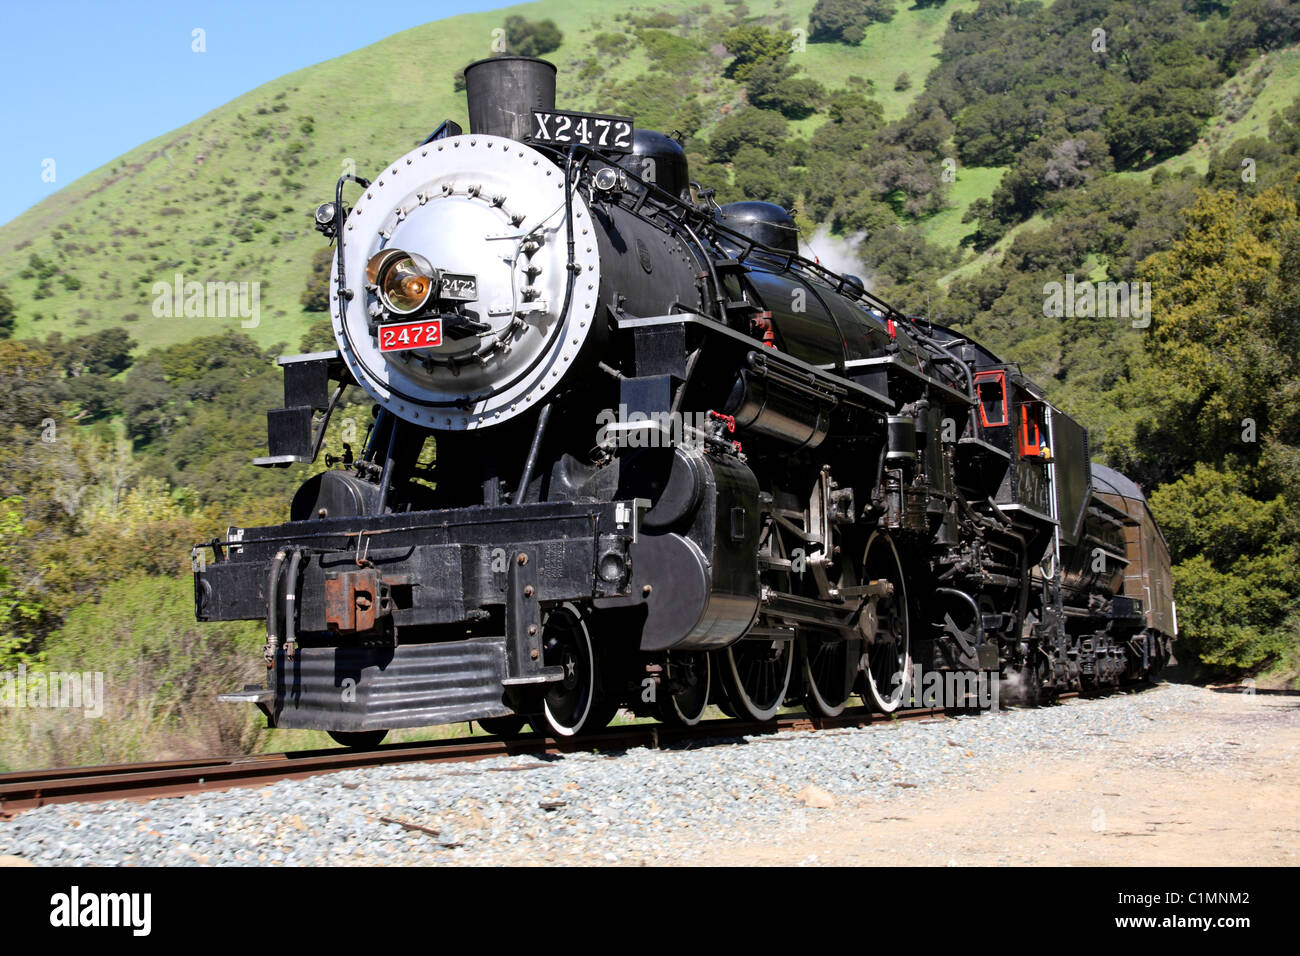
[0, 286, 14, 339]
[1131, 187, 1300, 482]
[0, 341, 63, 434]
[733, 147, 800, 208]
[721, 26, 791, 82]
[504, 16, 563, 57]
[0, 496, 49, 667]
[808, 0, 896, 45]
[747, 60, 825, 119]
[42, 329, 136, 378]
[872, 152, 946, 217]
[636, 28, 706, 74]
[123, 361, 179, 447]
[1150, 465, 1298, 673]
[1107, 66, 1216, 168]
[1224, 0, 1300, 66]
[709, 108, 790, 162]
[300, 245, 333, 312]
[858, 227, 957, 303]
[300, 319, 336, 354]
[1122, 185, 1300, 674]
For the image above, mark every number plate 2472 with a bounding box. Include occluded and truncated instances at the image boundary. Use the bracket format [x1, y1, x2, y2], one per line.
[379, 319, 442, 352]
[530, 109, 634, 153]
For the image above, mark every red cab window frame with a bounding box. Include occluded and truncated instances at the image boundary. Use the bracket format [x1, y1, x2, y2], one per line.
[974, 370, 1008, 428]
[1019, 401, 1045, 457]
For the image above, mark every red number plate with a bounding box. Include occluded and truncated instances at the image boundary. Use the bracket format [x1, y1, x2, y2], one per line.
[378, 319, 442, 352]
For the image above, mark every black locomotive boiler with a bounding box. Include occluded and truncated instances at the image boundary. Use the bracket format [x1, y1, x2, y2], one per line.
[193, 57, 1175, 746]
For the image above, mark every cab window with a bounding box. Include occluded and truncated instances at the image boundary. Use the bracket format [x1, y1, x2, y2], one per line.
[974, 370, 1008, 428]
[1019, 401, 1046, 457]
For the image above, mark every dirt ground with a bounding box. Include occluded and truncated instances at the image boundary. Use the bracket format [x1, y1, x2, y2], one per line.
[689, 687, 1300, 866]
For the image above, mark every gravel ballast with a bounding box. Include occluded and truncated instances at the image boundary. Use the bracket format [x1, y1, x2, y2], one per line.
[0, 682, 1271, 866]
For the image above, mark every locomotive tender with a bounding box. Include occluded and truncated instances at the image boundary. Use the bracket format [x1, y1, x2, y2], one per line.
[194, 57, 1175, 746]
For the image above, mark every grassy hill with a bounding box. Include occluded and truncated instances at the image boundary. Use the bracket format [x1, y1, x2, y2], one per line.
[0, 0, 969, 354]
[1, 0, 1297, 355]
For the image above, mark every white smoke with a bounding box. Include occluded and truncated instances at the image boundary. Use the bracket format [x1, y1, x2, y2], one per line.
[800, 226, 871, 289]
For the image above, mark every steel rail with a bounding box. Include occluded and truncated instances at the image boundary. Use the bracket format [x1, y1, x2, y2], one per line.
[0, 687, 1118, 816]
[0, 704, 955, 814]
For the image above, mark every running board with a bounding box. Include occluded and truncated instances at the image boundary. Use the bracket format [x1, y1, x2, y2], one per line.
[218, 685, 274, 705]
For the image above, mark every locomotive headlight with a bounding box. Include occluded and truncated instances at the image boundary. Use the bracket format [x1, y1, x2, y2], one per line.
[314, 202, 338, 227]
[313, 201, 340, 238]
[366, 249, 436, 316]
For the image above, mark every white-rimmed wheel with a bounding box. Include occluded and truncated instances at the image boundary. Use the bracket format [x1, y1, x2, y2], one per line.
[656, 652, 711, 726]
[719, 515, 795, 722]
[539, 603, 612, 737]
[804, 632, 860, 717]
[859, 531, 911, 713]
[803, 529, 863, 717]
[720, 639, 794, 722]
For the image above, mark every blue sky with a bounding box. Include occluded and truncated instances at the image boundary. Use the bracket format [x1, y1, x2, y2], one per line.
[0, 0, 512, 226]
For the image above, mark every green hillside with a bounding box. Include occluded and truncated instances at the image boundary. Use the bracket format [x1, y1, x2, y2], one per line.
[0, 0, 969, 352]
[3, 0, 1297, 357]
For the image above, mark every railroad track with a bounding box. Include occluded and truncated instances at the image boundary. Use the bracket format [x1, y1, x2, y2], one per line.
[0, 702, 972, 815]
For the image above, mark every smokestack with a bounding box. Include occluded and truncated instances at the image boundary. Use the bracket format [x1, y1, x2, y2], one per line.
[463, 56, 557, 141]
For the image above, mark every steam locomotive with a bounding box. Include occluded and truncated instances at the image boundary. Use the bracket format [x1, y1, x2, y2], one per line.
[193, 57, 1175, 747]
